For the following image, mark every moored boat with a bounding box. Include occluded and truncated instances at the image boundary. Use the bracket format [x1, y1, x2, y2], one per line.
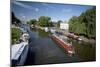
[51, 34, 75, 55]
[67, 33, 82, 41]
[44, 27, 49, 32]
[12, 28, 30, 66]
[11, 42, 29, 66]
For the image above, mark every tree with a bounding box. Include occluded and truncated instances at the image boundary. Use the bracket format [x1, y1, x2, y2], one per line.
[11, 12, 21, 26]
[57, 20, 62, 28]
[68, 7, 96, 39]
[39, 16, 51, 27]
[27, 19, 37, 25]
[12, 28, 21, 44]
[12, 12, 16, 24]
[68, 16, 79, 33]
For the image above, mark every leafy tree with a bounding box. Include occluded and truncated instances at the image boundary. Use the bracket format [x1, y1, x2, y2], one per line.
[27, 19, 37, 26]
[48, 21, 54, 27]
[68, 7, 96, 39]
[11, 12, 21, 26]
[12, 28, 21, 44]
[12, 12, 16, 24]
[39, 16, 51, 27]
[57, 20, 62, 27]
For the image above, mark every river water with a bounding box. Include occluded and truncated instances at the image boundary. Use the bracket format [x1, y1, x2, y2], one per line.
[25, 27, 96, 65]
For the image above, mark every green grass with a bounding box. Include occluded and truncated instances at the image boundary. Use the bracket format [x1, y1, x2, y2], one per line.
[11, 28, 22, 44]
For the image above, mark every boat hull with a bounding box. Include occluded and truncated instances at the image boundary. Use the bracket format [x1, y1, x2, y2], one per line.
[51, 34, 75, 55]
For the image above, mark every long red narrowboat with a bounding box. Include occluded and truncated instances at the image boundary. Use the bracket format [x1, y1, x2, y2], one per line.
[51, 34, 75, 55]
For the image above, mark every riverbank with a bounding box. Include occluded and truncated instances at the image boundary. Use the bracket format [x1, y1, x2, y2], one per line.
[62, 32, 96, 44]
[31, 26, 96, 45]
[79, 36, 96, 44]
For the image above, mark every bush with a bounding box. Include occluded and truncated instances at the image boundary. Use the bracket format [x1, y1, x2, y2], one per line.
[11, 28, 21, 44]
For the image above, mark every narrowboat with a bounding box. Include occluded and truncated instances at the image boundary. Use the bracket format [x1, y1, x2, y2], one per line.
[51, 34, 75, 55]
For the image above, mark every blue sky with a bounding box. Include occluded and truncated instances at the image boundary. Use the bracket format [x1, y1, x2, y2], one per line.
[11, 1, 94, 22]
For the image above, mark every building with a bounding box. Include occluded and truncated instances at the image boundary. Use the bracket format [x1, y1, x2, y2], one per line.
[60, 23, 69, 33]
[60, 23, 69, 30]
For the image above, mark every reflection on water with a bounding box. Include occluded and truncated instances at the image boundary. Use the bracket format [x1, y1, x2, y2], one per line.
[38, 29, 49, 38]
[25, 28, 95, 65]
[72, 40, 95, 61]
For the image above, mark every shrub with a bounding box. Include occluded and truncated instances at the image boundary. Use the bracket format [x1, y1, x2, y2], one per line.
[11, 28, 21, 44]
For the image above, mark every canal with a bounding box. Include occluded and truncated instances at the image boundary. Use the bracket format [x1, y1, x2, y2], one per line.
[24, 27, 95, 65]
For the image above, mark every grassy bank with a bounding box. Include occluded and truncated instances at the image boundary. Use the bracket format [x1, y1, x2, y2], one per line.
[11, 28, 22, 44]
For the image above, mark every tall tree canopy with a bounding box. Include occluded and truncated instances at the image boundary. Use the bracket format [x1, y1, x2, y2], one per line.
[27, 19, 37, 26]
[39, 16, 51, 27]
[68, 7, 96, 39]
[11, 12, 21, 26]
[57, 20, 63, 27]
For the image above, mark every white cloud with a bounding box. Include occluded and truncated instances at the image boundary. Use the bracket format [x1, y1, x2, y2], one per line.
[13, 1, 39, 12]
[13, 1, 33, 10]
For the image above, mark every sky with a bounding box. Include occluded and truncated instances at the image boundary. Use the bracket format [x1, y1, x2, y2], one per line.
[11, 1, 94, 22]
